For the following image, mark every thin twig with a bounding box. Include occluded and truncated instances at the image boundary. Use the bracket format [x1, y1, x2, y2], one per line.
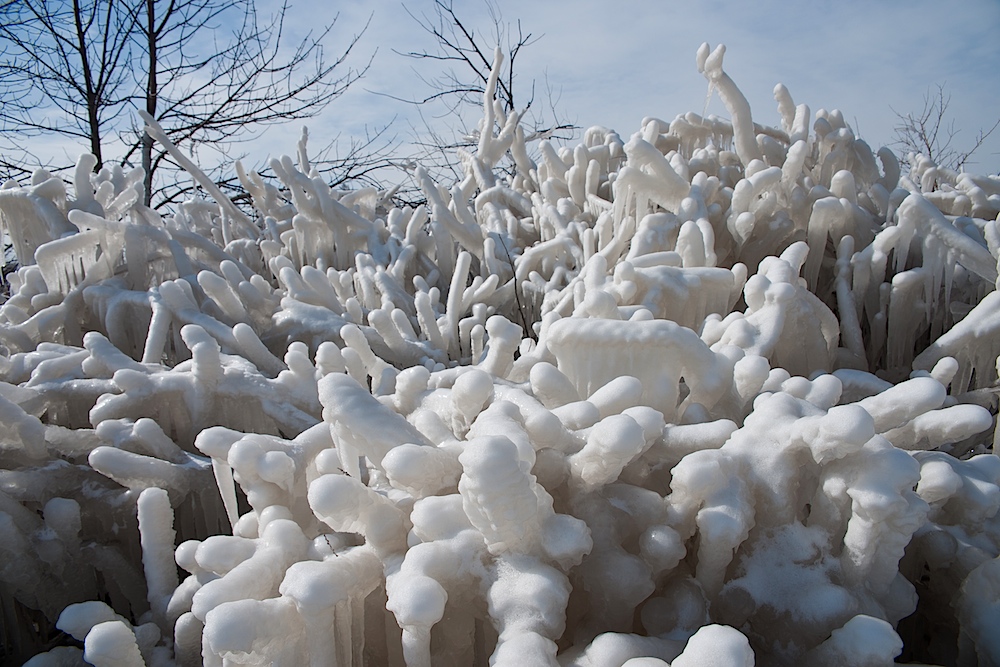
[496, 233, 536, 342]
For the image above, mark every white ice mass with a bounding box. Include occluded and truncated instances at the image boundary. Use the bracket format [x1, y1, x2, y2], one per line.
[2, 44, 1000, 666]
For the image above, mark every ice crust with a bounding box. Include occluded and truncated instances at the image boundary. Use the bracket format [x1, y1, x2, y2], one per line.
[2, 43, 1000, 666]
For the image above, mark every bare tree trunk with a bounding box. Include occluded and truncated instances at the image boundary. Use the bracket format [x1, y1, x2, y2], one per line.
[73, 0, 103, 170]
[142, 0, 156, 205]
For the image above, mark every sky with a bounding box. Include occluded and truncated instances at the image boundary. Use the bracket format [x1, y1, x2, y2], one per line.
[259, 0, 1000, 179]
[5, 0, 999, 182]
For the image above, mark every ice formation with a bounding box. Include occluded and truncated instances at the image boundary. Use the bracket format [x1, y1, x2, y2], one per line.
[2, 44, 1000, 666]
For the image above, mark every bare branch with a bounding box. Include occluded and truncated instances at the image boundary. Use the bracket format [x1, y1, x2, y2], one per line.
[892, 83, 1000, 172]
[393, 0, 576, 186]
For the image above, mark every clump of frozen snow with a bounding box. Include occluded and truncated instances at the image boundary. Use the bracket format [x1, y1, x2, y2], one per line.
[2, 43, 1000, 667]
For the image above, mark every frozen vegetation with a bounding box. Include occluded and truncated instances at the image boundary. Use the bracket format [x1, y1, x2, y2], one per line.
[1, 44, 1000, 666]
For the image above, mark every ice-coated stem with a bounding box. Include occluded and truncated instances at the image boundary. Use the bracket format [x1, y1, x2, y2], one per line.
[137, 487, 178, 636]
[138, 111, 251, 228]
[83, 620, 147, 667]
[479, 47, 503, 159]
[697, 43, 762, 165]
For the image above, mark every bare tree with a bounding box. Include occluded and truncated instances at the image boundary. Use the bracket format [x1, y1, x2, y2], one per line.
[386, 0, 576, 185]
[0, 0, 137, 176]
[125, 0, 378, 206]
[892, 84, 1000, 172]
[0, 0, 380, 206]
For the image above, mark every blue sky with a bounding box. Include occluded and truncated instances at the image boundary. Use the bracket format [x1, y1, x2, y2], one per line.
[7, 0, 998, 181]
[265, 0, 1000, 178]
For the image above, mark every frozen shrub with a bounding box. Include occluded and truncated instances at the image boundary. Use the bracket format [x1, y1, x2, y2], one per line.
[2, 45, 999, 666]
